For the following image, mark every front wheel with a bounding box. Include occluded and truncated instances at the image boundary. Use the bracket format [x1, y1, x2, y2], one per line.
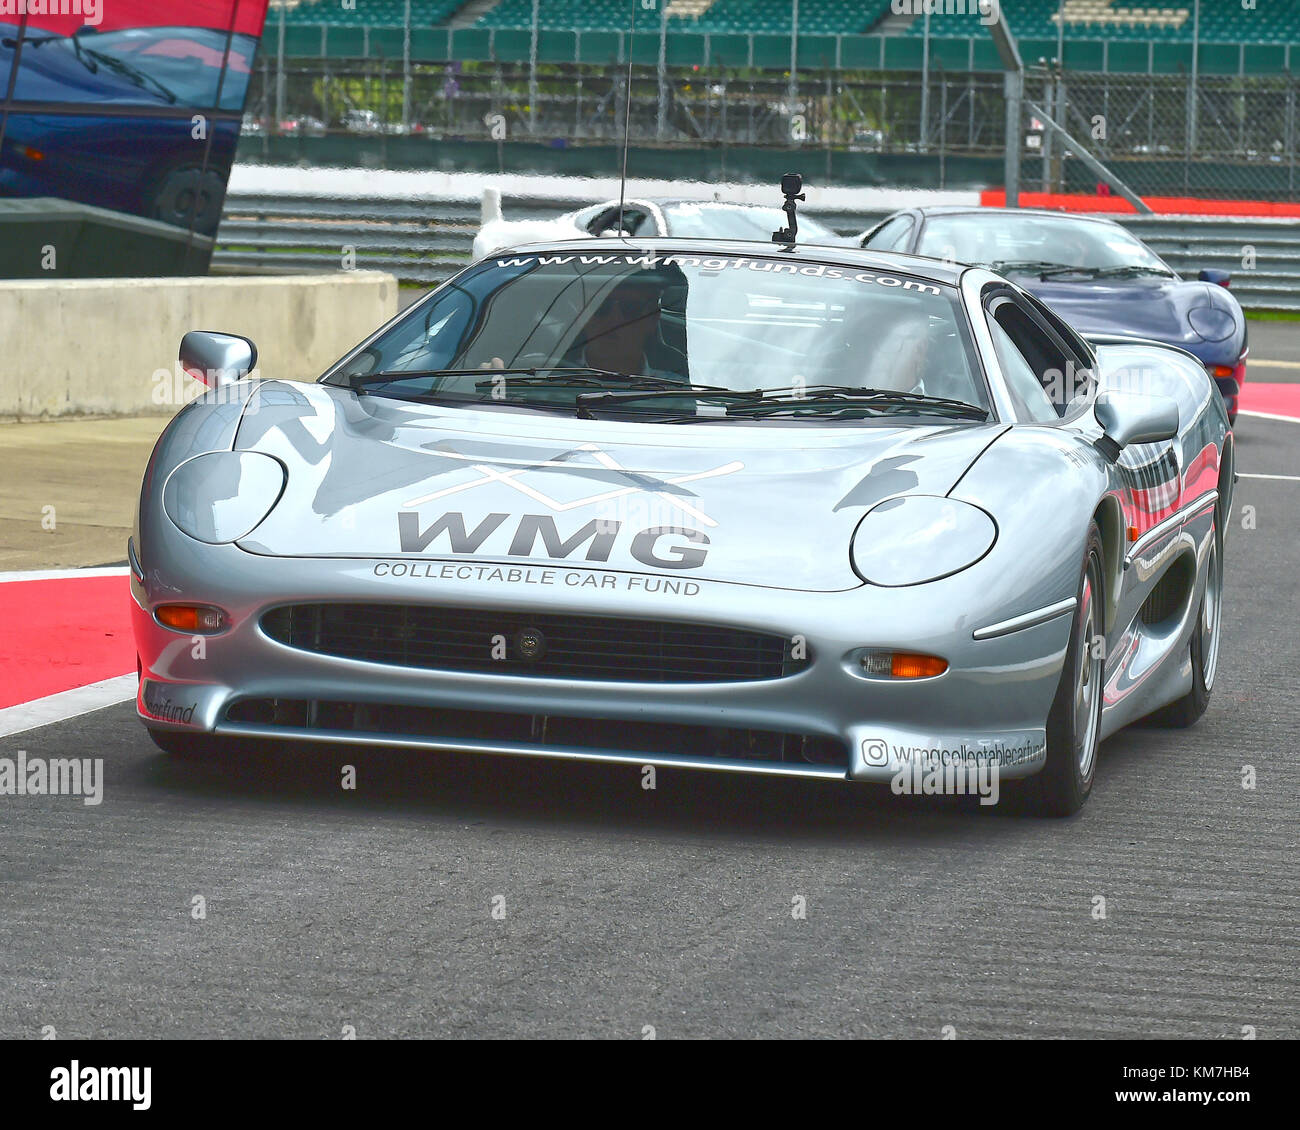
[149, 163, 226, 234]
[1017, 522, 1106, 818]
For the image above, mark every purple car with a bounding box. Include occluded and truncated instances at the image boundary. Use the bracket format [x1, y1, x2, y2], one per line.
[0, 23, 258, 235]
[860, 207, 1247, 422]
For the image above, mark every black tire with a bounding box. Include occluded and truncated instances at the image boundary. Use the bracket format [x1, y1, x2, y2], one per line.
[146, 727, 227, 757]
[149, 164, 226, 234]
[1148, 517, 1222, 728]
[1016, 522, 1106, 818]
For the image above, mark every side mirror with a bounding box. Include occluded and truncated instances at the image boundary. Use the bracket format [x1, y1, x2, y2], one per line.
[1198, 268, 1231, 288]
[1094, 392, 1179, 460]
[179, 331, 258, 388]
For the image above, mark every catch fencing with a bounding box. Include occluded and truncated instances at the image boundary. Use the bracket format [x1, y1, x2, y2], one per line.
[244, 49, 1300, 199]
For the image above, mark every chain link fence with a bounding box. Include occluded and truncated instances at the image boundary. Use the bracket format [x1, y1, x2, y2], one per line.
[243, 58, 1006, 148]
[237, 55, 1300, 201]
[1024, 69, 1300, 200]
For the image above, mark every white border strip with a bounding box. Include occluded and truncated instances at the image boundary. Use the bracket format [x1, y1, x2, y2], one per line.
[0, 566, 130, 584]
[229, 164, 981, 211]
[0, 673, 137, 739]
[1239, 409, 1300, 423]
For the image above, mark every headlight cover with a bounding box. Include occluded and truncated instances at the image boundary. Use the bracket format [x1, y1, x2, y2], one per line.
[851, 495, 997, 586]
[1187, 304, 1236, 343]
[162, 451, 286, 544]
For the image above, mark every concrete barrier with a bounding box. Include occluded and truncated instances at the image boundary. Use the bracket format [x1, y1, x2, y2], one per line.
[0, 271, 398, 420]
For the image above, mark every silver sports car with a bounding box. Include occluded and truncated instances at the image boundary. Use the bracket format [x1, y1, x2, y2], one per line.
[472, 196, 846, 259]
[132, 237, 1231, 816]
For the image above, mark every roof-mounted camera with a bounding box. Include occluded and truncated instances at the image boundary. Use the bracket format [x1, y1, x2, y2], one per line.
[771, 172, 805, 248]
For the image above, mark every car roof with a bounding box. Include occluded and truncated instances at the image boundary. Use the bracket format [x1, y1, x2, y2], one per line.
[908, 205, 1125, 227]
[651, 199, 777, 209]
[482, 236, 968, 285]
[593, 199, 780, 210]
[615, 198, 825, 218]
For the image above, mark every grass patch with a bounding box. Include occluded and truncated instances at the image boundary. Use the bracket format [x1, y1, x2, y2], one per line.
[1246, 309, 1300, 322]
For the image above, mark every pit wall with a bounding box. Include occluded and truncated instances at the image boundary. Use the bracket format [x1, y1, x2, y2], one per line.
[0, 271, 398, 420]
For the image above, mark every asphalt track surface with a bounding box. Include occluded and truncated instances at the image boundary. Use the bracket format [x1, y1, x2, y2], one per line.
[1, 354, 1298, 1040]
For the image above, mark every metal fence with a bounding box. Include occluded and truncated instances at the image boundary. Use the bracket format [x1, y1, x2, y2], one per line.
[215, 194, 477, 279]
[245, 58, 1001, 152]
[1024, 69, 1300, 201]
[240, 55, 1300, 201]
[213, 190, 1300, 309]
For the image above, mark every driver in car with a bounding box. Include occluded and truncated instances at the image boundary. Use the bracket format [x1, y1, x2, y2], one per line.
[572, 279, 677, 378]
[480, 266, 689, 381]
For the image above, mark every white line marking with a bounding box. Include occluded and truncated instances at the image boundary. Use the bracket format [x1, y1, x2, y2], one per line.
[1250, 359, 1300, 370]
[0, 566, 130, 584]
[1238, 472, 1300, 482]
[1239, 410, 1300, 423]
[0, 673, 137, 739]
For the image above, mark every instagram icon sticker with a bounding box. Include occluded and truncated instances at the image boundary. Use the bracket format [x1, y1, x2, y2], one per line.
[861, 738, 890, 767]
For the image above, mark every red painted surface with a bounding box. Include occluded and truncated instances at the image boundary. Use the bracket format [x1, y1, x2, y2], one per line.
[0, 576, 134, 710]
[1182, 442, 1221, 507]
[1239, 382, 1300, 420]
[980, 191, 1300, 219]
[26, 0, 270, 37]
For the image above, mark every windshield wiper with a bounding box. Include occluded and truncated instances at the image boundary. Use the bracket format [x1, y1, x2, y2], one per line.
[349, 365, 596, 391]
[575, 385, 987, 422]
[348, 366, 736, 413]
[988, 259, 1075, 275]
[1089, 264, 1175, 278]
[1037, 263, 1173, 280]
[4, 33, 99, 73]
[1035, 264, 1105, 279]
[348, 366, 705, 391]
[472, 370, 731, 393]
[573, 382, 865, 411]
[723, 389, 989, 421]
[573, 387, 764, 417]
[84, 46, 177, 103]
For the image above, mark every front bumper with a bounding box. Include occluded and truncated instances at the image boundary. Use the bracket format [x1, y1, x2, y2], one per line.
[132, 543, 1071, 783]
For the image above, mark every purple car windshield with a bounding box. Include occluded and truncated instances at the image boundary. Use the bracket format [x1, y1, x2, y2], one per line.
[917, 214, 1172, 275]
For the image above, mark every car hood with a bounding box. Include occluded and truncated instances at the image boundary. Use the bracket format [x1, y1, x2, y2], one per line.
[1019, 276, 1240, 360]
[231, 381, 1005, 592]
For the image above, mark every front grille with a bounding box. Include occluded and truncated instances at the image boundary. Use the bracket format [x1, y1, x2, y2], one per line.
[260, 603, 808, 683]
[224, 698, 848, 767]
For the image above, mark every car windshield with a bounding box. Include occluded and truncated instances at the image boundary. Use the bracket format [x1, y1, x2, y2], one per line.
[85, 27, 256, 111]
[663, 203, 840, 245]
[917, 213, 1172, 276]
[327, 250, 987, 421]
[5, 25, 256, 110]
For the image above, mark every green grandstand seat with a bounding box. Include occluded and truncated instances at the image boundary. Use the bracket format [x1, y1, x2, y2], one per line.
[285, 0, 467, 27]
[905, 0, 1298, 45]
[278, 0, 1298, 50]
[475, 0, 894, 36]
